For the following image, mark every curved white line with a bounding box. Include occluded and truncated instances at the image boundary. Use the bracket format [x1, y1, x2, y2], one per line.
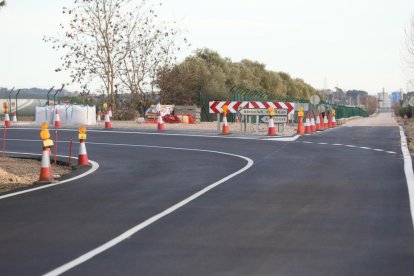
[8, 127, 298, 141]
[43, 146, 254, 276]
[0, 152, 99, 200]
[399, 126, 414, 229]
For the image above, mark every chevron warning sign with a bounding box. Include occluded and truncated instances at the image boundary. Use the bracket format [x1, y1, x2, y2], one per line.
[209, 101, 295, 114]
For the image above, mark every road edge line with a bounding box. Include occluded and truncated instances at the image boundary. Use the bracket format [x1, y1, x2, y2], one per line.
[399, 126, 414, 229]
[43, 151, 254, 276]
[0, 152, 99, 200]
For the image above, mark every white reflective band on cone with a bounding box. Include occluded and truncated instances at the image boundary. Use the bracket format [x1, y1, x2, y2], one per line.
[41, 150, 51, 167]
[268, 118, 274, 127]
[79, 142, 87, 155]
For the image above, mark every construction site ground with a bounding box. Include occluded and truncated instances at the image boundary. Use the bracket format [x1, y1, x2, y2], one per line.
[0, 113, 406, 194]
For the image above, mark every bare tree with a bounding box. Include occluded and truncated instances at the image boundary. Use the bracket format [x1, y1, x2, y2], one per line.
[118, 3, 188, 114]
[45, 0, 186, 115]
[44, 0, 134, 112]
[405, 14, 414, 87]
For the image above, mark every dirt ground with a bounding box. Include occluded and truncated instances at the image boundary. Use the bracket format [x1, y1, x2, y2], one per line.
[397, 115, 414, 155]
[0, 157, 71, 194]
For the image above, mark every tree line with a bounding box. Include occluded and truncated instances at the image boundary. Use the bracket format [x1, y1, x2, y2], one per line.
[158, 49, 319, 106]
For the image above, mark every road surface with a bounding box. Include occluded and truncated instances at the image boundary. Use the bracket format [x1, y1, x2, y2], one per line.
[0, 113, 413, 276]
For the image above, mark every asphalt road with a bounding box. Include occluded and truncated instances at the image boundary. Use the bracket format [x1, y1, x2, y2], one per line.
[0, 119, 413, 276]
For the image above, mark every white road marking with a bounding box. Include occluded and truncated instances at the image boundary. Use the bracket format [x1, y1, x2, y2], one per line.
[0, 152, 99, 200]
[263, 135, 300, 142]
[297, 140, 395, 155]
[8, 127, 298, 142]
[399, 126, 414, 229]
[43, 146, 254, 276]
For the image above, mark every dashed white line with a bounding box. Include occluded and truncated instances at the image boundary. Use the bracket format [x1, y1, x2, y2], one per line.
[299, 141, 395, 155]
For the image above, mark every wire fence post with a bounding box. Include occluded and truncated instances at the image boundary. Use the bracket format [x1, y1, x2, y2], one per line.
[2, 126, 6, 159]
[68, 136, 73, 167]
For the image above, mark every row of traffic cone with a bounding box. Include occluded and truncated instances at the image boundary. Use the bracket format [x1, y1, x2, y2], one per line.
[299, 113, 337, 135]
[38, 136, 90, 183]
[221, 114, 278, 136]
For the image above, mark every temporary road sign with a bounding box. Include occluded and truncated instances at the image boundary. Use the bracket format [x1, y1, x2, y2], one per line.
[239, 108, 288, 116]
[310, 95, 320, 105]
[262, 116, 288, 123]
[273, 117, 288, 123]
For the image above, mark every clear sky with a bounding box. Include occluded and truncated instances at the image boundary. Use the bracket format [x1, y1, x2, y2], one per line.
[0, 0, 413, 95]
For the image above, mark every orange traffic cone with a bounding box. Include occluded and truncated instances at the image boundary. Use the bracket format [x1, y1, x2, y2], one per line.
[54, 109, 61, 128]
[310, 114, 316, 133]
[332, 114, 337, 127]
[4, 111, 10, 127]
[12, 112, 17, 123]
[297, 115, 305, 135]
[328, 113, 333, 128]
[78, 139, 89, 166]
[315, 113, 322, 131]
[323, 114, 329, 129]
[97, 111, 102, 122]
[267, 116, 277, 136]
[222, 114, 230, 134]
[157, 112, 164, 132]
[104, 112, 111, 129]
[38, 147, 53, 183]
[319, 113, 325, 130]
[235, 116, 240, 123]
[304, 114, 312, 135]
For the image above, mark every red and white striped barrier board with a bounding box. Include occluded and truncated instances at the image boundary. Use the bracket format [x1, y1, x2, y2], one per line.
[209, 101, 295, 114]
[209, 101, 249, 114]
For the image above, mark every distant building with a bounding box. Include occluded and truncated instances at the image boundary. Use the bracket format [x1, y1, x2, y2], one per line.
[377, 91, 392, 112]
